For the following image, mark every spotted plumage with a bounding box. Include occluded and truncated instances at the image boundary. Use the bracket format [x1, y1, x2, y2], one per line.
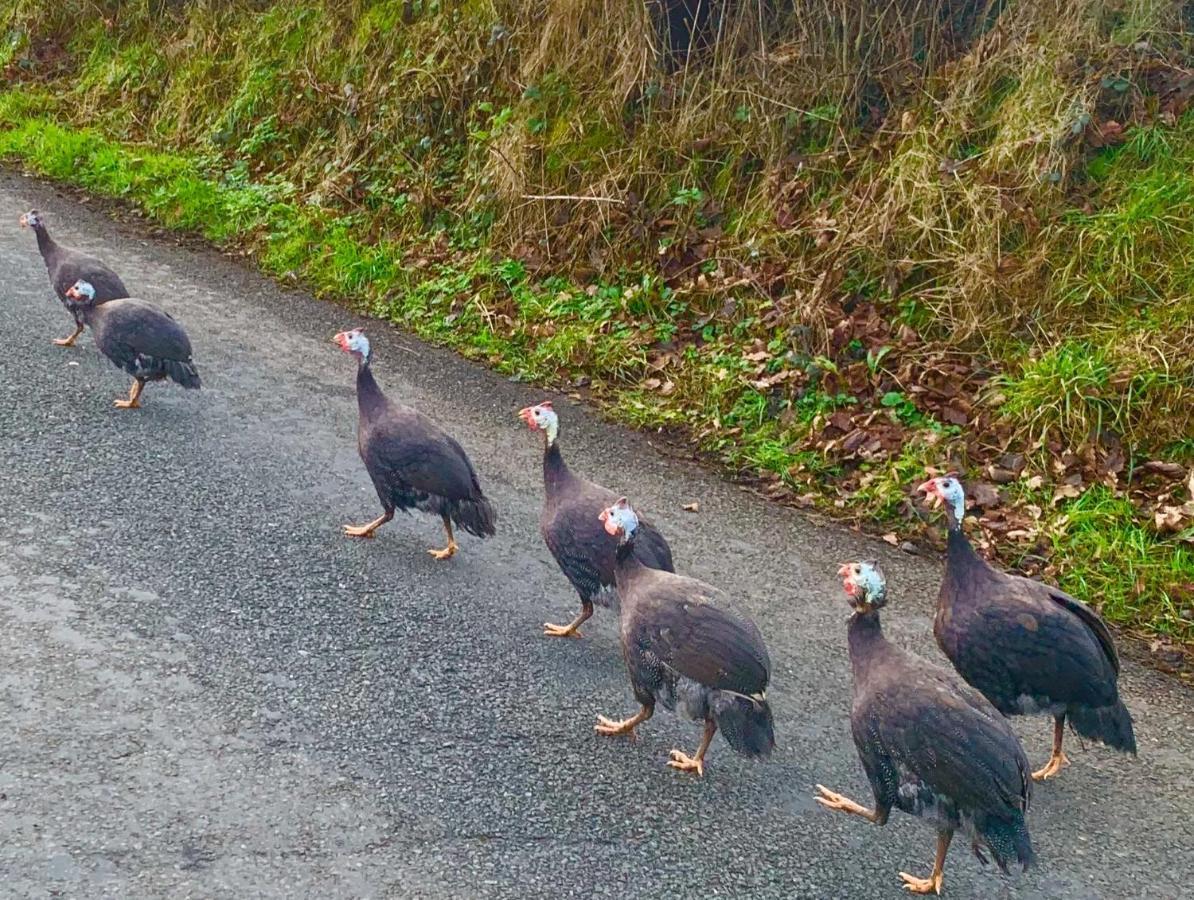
[65, 283, 200, 408]
[816, 561, 1033, 895]
[520, 401, 673, 637]
[20, 209, 129, 346]
[594, 499, 773, 775]
[921, 476, 1135, 780]
[337, 328, 495, 557]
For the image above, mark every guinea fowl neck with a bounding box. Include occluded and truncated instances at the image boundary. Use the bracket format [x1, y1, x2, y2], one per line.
[355, 359, 388, 417]
[33, 223, 57, 259]
[73, 300, 97, 325]
[846, 610, 888, 681]
[543, 441, 573, 494]
[613, 537, 647, 589]
[946, 520, 984, 578]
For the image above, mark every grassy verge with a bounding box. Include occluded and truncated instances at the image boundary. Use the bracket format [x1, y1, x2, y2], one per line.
[0, 1, 1191, 652]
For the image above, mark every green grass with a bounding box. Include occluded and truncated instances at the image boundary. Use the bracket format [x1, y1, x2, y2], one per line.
[993, 342, 1118, 446]
[1051, 487, 1193, 638]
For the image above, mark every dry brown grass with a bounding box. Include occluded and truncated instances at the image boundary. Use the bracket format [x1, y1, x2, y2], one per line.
[4, 0, 1192, 450]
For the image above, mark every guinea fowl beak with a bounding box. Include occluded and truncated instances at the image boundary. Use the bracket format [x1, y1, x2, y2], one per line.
[837, 563, 851, 578]
[917, 478, 938, 497]
[18, 214, 27, 227]
[517, 407, 537, 428]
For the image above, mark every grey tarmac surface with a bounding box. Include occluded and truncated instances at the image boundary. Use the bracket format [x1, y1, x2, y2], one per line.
[0, 170, 1191, 900]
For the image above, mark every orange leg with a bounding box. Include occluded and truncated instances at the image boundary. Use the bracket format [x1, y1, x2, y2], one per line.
[544, 599, 594, 638]
[428, 514, 458, 560]
[113, 380, 144, 409]
[899, 830, 953, 895]
[595, 704, 653, 741]
[668, 719, 717, 777]
[1032, 715, 1071, 781]
[343, 509, 394, 539]
[814, 784, 885, 823]
[53, 322, 84, 347]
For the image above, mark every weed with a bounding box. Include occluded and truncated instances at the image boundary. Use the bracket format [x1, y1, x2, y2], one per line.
[1050, 487, 1193, 640]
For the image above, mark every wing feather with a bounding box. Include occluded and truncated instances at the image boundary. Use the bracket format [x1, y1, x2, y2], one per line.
[627, 575, 769, 694]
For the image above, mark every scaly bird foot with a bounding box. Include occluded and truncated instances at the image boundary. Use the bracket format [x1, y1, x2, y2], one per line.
[427, 541, 458, 560]
[543, 621, 582, 638]
[667, 749, 704, 777]
[52, 336, 78, 347]
[814, 784, 872, 817]
[898, 872, 943, 895]
[343, 524, 378, 539]
[594, 714, 639, 740]
[113, 398, 141, 409]
[1031, 751, 1071, 782]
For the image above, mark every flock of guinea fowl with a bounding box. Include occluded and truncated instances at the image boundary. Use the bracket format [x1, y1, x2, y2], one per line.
[19, 207, 1137, 895]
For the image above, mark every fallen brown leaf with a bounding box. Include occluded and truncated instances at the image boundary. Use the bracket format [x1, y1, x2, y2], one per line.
[971, 481, 1002, 509]
[1142, 460, 1186, 479]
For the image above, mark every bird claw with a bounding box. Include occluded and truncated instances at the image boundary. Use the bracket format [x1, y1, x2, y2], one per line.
[52, 337, 77, 347]
[814, 784, 871, 817]
[594, 715, 637, 740]
[666, 749, 704, 777]
[1031, 751, 1071, 782]
[898, 872, 942, 895]
[113, 399, 141, 409]
[543, 622, 582, 638]
[427, 542, 458, 560]
[342, 525, 377, 539]
[814, 785, 848, 810]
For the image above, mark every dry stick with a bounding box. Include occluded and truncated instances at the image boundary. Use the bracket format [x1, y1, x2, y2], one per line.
[520, 194, 625, 204]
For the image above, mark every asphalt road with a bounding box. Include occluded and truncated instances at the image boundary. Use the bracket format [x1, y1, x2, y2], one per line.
[0, 171, 1191, 900]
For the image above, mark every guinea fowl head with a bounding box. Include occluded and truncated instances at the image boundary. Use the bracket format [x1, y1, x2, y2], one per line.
[18, 209, 42, 229]
[838, 560, 887, 612]
[599, 497, 639, 544]
[64, 279, 96, 304]
[517, 401, 559, 445]
[333, 328, 371, 363]
[918, 475, 966, 527]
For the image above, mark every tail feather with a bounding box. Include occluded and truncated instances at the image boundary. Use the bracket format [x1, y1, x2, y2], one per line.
[1068, 700, 1136, 754]
[164, 358, 201, 389]
[448, 495, 497, 538]
[711, 691, 774, 760]
[975, 811, 1034, 873]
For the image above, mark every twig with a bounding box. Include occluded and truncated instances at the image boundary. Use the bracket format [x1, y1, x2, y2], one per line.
[520, 194, 624, 204]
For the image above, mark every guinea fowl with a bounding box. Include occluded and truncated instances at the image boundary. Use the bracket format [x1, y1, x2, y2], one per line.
[595, 498, 773, 776]
[816, 561, 1034, 896]
[20, 209, 129, 347]
[518, 401, 674, 638]
[335, 328, 496, 559]
[919, 475, 1136, 781]
[64, 280, 200, 408]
